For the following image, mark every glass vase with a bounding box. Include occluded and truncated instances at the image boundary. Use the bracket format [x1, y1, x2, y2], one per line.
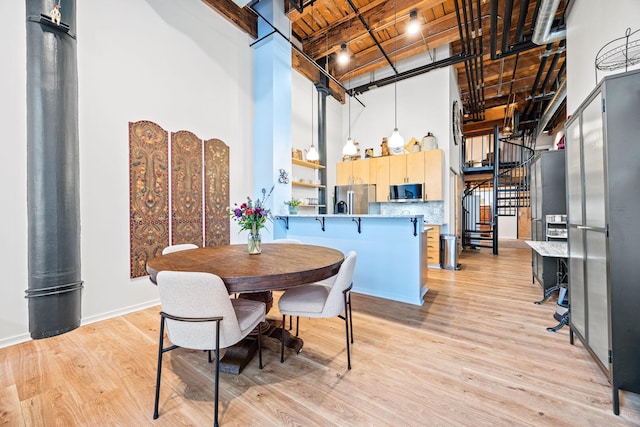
[247, 226, 262, 254]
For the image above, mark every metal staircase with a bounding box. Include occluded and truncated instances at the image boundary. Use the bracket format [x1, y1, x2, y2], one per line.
[462, 127, 535, 254]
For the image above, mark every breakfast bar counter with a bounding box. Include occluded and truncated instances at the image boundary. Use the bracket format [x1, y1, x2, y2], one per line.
[274, 214, 429, 305]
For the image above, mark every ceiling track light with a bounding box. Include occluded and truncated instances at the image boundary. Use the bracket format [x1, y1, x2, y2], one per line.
[407, 9, 420, 35]
[337, 42, 349, 66]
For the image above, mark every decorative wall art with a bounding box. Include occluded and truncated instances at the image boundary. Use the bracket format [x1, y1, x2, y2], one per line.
[204, 139, 230, 246]
[129, 121, 170, 278]
[171, 131, 203, 246]
[129, 122, 230, 278]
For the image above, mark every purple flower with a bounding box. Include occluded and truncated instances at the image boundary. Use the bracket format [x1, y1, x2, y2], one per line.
[234, 208, 242, 217]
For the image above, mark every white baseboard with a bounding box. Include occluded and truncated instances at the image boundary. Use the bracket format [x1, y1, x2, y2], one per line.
[81, 299, 160, 326]
[0, 299, 161, 350]
[0, 333, 31, 349]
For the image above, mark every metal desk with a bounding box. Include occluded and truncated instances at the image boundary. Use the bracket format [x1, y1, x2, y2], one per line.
[525, 241, 568, 332]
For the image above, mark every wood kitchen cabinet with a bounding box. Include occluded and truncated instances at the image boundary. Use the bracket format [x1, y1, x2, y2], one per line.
[425, 225, 440, 266]
[389, 153, 424, 184]
[371, 156, 390, 202]
[335, 150, 443, 202]
[336, 159, 369, 185]
[336, 161, 351, 186]
[352, 159, 370, 184]
[424, 149, 443, 201]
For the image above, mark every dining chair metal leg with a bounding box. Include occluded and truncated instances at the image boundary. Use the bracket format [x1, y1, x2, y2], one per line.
[347, 288, 354, 344]
[280, 315, 286, 363]
[214, 321, 220, 427]
[153, 317, 166, 420]
[295, 316, 299, 337]
[343, 291, 352, 370]
[258, 326, 263, 369]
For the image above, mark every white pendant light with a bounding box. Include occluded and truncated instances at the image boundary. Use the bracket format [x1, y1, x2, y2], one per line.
[388, 127, 404, 148]
[306, 144, 319, 161]
[343, 138, 357, 155]
[388, 1, 404, 149]
[342, 88, 357, 155]
[306, 83, 320, 162]
[342, 19, 357, 157]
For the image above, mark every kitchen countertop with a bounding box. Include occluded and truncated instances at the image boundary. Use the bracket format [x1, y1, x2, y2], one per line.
[276, 214, 425, 219]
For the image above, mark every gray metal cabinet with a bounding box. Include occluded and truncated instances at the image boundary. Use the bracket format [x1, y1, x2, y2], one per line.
[529, 150, 566, 296]
[565, 69, 640, 415]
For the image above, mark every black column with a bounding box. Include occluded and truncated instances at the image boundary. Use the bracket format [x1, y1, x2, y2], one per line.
[315, 79, 329, 214]
[25, 0, 83, 339]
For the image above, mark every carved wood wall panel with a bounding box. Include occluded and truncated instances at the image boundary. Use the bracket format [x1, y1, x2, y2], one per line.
[170, 131, 203, 246]
[128, 121, 170, 278]
[204, 138, 230, 246]
[129, 124, 230, 278]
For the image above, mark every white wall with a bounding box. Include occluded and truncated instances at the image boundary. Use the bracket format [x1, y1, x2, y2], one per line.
[78, 0, 254, 322]
[0, 0, 255, 346]
[498, 216, 518, 240]
[566, 0, 640, 115]
[0, 1, 29, 346]
[341, 68, 451, 161]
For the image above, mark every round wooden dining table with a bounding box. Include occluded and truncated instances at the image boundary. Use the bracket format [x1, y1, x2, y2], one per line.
[146, 243, 344, 374]
[146, 243, 344, 293]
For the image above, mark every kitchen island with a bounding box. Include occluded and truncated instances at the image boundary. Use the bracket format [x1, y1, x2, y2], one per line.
[273, 214, 429, 305]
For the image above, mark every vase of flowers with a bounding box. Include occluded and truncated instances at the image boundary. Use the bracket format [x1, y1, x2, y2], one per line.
[230, 186, 273, 254]
[247, 223, 262, 254]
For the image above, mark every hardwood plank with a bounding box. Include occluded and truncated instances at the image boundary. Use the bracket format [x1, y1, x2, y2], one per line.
[1, 247, 640, 425]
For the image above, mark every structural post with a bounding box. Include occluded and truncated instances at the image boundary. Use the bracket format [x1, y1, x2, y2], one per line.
[25, 0, 83, 339]
[252, 0, 292, 222]
[315, 80, 329, 214]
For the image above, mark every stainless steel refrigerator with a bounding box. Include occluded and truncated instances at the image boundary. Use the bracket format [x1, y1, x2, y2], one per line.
[334, 184, 376, 214]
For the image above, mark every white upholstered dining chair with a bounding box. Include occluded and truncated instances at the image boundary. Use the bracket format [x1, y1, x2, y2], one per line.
[161, 243, 198, 255]
[278, 251, 357, 370]
[272, 238, 302, 331]
[153, 271, 266, 426]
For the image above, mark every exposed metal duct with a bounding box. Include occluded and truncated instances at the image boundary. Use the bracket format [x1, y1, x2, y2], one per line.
[537, 79, 566, 137]
[26, 0, 83, 339]
[532, 0, 566, 45]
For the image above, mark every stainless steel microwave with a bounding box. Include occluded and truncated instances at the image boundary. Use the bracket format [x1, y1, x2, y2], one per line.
[389, 183, 423, 202]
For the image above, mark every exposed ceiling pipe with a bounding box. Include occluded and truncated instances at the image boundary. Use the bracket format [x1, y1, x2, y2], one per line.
[345, 0, 397, 74]
[350, 52, 478, 95]
[532, 0, 566, 45]
[501, 0, 514, 55]
[536, 78, 565, 137]
[515, 0, 531, 43]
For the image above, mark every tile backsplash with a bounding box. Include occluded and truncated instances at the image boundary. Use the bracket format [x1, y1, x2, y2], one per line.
[377, 201, 444, 224]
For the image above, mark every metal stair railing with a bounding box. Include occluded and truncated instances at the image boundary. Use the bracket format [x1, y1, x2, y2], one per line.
[462, 129, 535, 253]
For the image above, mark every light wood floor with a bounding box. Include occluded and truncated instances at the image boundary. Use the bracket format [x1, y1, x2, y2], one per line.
[2, 247, 640, 426]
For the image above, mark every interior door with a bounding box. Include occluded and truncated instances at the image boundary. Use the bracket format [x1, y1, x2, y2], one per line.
[518, 207, 531, 239]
